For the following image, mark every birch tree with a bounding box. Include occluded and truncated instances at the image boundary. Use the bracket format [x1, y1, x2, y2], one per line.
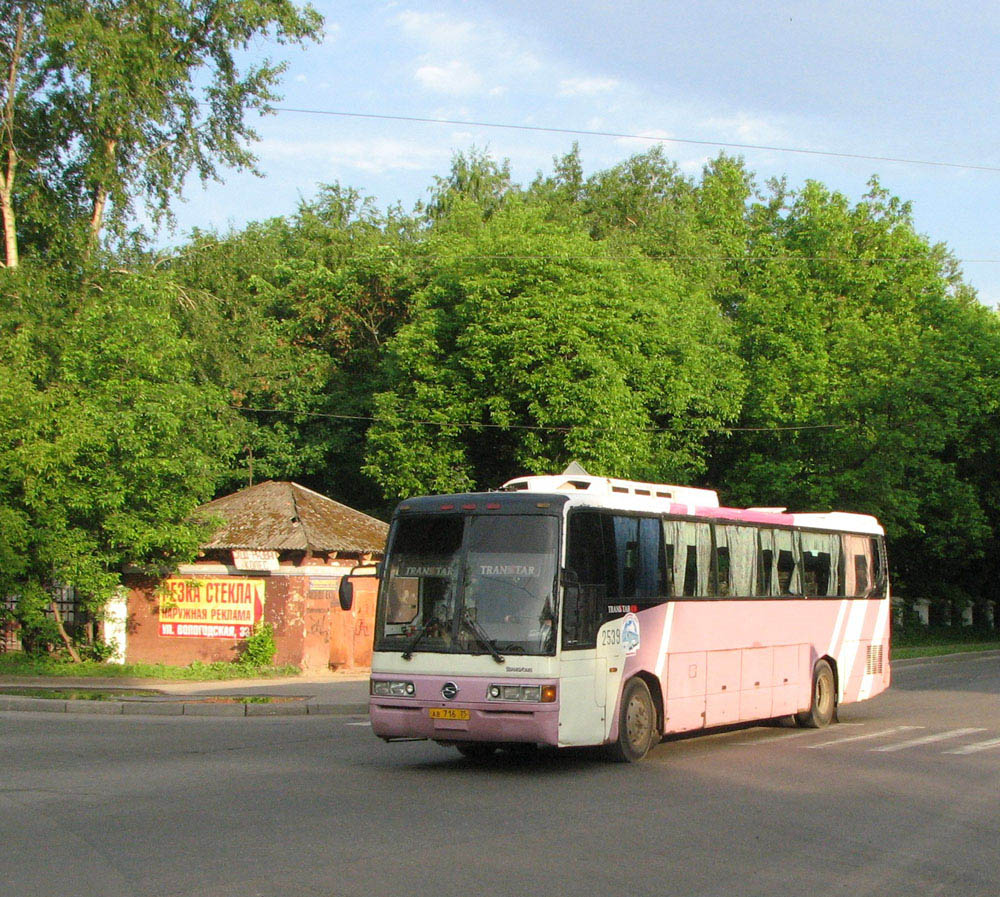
[0, 0, 322, 265]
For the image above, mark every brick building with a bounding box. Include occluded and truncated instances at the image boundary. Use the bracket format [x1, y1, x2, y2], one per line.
[123, 481, 388, 671]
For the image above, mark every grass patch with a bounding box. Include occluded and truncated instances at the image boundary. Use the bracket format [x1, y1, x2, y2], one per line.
[892, 642, 1000, 660]
[892, 625, 1000, 660]
[0, 653, 301, 680]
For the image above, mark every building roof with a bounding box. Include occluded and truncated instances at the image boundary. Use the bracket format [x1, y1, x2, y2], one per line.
[196, 481, 389, 554]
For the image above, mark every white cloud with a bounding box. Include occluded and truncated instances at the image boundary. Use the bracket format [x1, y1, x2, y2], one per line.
[557, 77, 620, 97]
[698, 113, 788, 147]
[396, 10, 476, 51]
[394, 8, 540, 99]
[322, 22, 342, 45]
[415, 60, 482, 95]
[259, 136, 447, 174]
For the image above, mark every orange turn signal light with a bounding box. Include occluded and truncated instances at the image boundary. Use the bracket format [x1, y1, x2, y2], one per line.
[541, 685, 557, 703]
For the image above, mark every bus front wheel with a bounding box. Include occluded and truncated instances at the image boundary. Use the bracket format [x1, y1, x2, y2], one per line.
[608, 678, 658, 762]
[795, 660, 836, 728]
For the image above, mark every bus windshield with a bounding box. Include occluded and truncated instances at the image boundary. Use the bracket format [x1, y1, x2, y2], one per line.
[376, 513, 560, 657]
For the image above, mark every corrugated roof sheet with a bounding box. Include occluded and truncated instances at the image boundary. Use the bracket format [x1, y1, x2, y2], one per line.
[196, 481, 389, 553]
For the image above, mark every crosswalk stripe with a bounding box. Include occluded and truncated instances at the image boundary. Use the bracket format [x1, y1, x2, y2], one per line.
[805, 726, 924, 749]
[942, 736, 1000, 755]
[734, 723, 864, 745]
[870, 728, 987, 752]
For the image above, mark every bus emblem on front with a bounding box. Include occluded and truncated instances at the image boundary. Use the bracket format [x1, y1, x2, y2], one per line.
[441, 682, 459, 700]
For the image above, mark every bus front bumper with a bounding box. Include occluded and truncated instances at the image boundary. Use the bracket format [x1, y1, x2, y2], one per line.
[369, 675, 561, 746]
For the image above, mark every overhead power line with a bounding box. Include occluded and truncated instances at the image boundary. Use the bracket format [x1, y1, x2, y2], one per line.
[234, 405, 848, 434]
[274, 107, 1000, 175]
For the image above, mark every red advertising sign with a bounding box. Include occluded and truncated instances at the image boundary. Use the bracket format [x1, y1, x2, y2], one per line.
[158, 578, 265, 639]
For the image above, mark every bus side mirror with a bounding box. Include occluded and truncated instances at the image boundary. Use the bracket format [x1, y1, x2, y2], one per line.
[339, 562, 381, 611]
[339, 577, 354, 611]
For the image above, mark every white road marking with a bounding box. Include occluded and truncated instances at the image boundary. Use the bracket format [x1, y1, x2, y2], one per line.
[734, 724, 864, 745]
[805, 726, 923, 749]
[345, 721, 372, 727]
[942, 736, 1000, 755]
[870, 728, 987, 752]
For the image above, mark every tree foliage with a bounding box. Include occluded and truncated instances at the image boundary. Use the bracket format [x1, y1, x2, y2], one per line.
[0, 270, 240, 647]
[708, 177, 1000, 601]
[2, 125, 1000, 650]
[364, 196, 745, 497]
[0, 0, 322, 267]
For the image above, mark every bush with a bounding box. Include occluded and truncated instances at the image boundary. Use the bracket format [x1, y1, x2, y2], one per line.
[237, 623, 277, 668]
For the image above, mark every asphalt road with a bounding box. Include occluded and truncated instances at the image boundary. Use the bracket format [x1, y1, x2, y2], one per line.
[2, 653, 998, 897]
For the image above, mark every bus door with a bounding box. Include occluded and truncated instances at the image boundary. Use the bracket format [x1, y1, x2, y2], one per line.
[558, 579, 609, 746]
[558, 510, 644, 746]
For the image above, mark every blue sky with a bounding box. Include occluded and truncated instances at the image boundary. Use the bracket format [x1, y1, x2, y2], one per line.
[168, 1, 1000, 305]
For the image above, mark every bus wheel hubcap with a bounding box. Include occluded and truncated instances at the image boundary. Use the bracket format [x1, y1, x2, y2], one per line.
[627, 697, 650, 746]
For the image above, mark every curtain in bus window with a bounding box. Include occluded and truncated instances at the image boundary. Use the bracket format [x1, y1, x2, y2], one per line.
[775, 529, 801, 595]
[719, 525, 758, 597]
[695, 523, 712, 595]
[612, 516, 640, 598]
[843, 534, 872, 597]
[664, 519, 686, 597]
[801, 531, 838, 596]
[664, 520, 710, 597]
[829, 532, 842, 596]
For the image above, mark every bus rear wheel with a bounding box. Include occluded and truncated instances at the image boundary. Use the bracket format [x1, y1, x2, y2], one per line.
[608, 678, 658, 762]
[795, 659, 836, 728]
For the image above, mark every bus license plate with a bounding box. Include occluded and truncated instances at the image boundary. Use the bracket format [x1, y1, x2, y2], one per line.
[429, 708, 470, 721]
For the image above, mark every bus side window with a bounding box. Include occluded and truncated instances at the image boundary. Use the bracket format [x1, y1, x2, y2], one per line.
[775, 529, 801, 596]
[665, 519, 711, 598]
[756, 529, 775, 596]
[801, 531, 838, 596]
[871, 537, 887, 597]
[854, 554, 869, 595]
[717, 524, 757, 597]
[637, 517, 666, 599]
[563, 511, 611, 649]
[612, 516, 639, 598]
[842, 534, 871, 597]
[716, 542, 731, 597]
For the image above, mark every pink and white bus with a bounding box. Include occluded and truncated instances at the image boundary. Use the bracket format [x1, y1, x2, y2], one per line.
[356, 472, 890, 761]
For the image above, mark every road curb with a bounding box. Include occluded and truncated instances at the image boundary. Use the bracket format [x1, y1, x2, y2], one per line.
[0, 694, 368, 717]
[892, 649, 1000, 667]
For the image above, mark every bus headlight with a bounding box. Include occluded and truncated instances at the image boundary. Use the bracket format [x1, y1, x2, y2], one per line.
[487, 684, 556, 703]
[371, 679, 415, 697]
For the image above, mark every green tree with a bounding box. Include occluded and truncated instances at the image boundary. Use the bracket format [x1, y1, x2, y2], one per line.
[710, 178, 1000, 605]
[166, 185, 420, 512]
[420, 147, 515, 223]
[364, 197, 745, 499]
[0, 0, 322, 266]
[0, 270, 240, 654]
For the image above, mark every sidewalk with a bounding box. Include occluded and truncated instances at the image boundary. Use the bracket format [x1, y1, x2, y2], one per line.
[0, 669, 372, 717]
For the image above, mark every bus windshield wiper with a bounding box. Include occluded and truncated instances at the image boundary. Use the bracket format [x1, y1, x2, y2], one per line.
[401, 618, 441, 660]
[460, 609, 505, 665]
